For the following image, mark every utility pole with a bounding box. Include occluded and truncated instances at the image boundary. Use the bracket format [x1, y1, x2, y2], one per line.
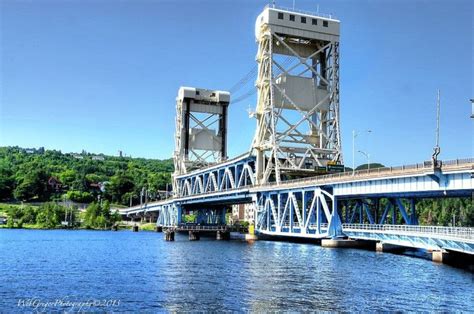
[432, 90, 441, 168]
[470, 98, 473, 119]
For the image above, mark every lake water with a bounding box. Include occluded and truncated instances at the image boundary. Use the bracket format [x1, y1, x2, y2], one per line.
[0, 229, 472, 312]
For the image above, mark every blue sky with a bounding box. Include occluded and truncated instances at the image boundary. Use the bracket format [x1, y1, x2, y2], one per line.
[1, 0, 472, 167]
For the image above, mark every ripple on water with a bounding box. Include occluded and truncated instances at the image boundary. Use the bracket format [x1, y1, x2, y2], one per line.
[0, 229, 472, 312]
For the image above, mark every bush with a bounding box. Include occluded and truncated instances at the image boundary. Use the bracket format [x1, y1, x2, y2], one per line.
[66, 191, 95, 203]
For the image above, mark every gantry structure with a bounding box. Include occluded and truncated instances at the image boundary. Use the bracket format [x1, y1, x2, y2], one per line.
[173, 87, 230, 191]
[119, 6, 474, 256]
[252, 7, 342, 184]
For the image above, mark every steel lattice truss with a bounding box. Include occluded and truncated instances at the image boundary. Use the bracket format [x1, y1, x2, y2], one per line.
[174, 155, 256, 197]
[252, 16, 342, 185]
[254, 187, 343, 238]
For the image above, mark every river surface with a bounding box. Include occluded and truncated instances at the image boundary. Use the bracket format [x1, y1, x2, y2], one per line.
[0, 229, 472, 312]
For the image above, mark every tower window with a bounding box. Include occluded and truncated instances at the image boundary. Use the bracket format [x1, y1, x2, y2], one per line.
[323, 20, 328, 27]
[301, 16, 306, 23]
[278, 12, 284, 20]
[289, 14, 295, 21]
[312, 18, 318, 25]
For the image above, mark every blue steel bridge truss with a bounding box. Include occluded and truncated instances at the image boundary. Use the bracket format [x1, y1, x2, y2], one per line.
[120, 158, 474, 253]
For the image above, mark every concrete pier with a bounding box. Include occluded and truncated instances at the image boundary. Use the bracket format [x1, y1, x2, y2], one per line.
[216, 230, 230, 240]
[375, 242, 404, 253]
[321, 238, 366, 248]
[245, 233, 258, 242]
[165, 230, 175, 241]
[188, 231, 200, 241]
[432, 250, 449, 263]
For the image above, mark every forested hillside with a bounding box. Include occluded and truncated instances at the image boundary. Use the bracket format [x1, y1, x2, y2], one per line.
[0, 146, 472, 226]
[0, 146, 173, 206]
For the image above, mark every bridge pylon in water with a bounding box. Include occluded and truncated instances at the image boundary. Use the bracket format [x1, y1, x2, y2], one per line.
[252, 6, 343, 184]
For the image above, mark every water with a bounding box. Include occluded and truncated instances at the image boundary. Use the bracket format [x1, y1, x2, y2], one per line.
[1, 229, 472, 312]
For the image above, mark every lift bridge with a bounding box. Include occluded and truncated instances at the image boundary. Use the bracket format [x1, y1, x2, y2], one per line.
[119, 6, 474, 256]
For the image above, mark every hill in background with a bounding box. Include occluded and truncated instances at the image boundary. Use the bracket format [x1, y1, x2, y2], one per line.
[0, 146, 173, 206]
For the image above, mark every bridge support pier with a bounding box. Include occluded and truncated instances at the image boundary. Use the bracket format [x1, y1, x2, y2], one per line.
[376, 242, 404, 253]
[189, 231, 200, 241]
[165, 230, 175, 241]
[216, 230, 230, 240]
[432, 250, 449, 263]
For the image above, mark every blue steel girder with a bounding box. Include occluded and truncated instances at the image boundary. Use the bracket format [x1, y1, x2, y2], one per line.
[255, 186, 344, 239]
[341, 197, 420, 226]
[175, 156, 256, 198]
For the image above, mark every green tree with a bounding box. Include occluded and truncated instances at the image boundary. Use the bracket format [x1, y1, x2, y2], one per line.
[0, 160, 14, 200]
[14, 168, 49, 201]
[59, 169, 77, 188]
[36, 202, 65, 228]
[106, 172, 135, 205]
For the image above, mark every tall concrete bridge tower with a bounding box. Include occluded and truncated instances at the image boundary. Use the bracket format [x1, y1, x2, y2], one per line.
[252, 6, 342, 184]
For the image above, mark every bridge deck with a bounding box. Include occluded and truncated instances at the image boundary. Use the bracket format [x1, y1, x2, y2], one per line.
[343, 224, 474, 254]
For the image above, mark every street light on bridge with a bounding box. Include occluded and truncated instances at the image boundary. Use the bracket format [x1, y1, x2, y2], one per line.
[352, 129, 372, 175]
[358, 150, 371, 171]
[470, 99, 473, 119]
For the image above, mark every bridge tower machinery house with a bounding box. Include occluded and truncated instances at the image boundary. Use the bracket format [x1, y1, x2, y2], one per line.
[252, 7, 343, 185]
[173, 87, 230, 192]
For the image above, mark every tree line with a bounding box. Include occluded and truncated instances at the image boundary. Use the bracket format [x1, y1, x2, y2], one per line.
[0, 146, 471, 227]
[0, 146, 173, 206]
[3, 201, 122, 229]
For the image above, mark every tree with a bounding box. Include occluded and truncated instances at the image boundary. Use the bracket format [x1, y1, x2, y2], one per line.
[106, 172, 135, 205]
[355, 163, 385, 171]
[66, 190, 94, 203]
[59, 169, 77, 188]
[0, 160, 14, 200]
[36, 203, 65, 228]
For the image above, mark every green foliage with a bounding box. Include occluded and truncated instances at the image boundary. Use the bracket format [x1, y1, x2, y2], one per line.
[0, 160, 14, 200]
[341, 197, 473, 227]
[14, 168, 50, 201]
[355, 163, 385, 171]
[2, 202, 74, 229]
[417, 197, 473, 226]
[184, 214, 196, 223]
[66, 190, 94, 203]
[83, 201, 120, 229]
[0, 146, 173, 206]
[36, 202, 66, 228]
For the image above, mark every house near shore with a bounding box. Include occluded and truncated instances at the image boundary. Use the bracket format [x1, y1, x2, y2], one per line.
[47, 177, 62, 191]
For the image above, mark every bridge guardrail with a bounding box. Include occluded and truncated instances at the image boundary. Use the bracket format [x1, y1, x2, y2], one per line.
[342, 224, 474, 240]
[257, 158, 474, 190]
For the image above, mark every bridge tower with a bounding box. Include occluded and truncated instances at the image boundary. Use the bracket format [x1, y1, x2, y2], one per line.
[173, 87, 230, 191]
[252, 6, 342, 184]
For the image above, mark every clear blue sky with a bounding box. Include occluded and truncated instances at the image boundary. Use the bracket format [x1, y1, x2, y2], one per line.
[1, 0, 472, 167]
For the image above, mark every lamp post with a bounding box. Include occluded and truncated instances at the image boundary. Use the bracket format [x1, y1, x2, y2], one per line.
[358, 150, 370, 170]
[352, 129, 371, 175]
[470, 98, 473, 119]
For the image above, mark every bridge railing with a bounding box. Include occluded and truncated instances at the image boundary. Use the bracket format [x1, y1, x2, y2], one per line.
[174, 224, 228, 231]
[258, 158, 474, 189]
[342, 224, 474, 240]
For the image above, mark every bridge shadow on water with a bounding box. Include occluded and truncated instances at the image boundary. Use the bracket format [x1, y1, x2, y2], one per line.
[254, 235, 474, 273]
